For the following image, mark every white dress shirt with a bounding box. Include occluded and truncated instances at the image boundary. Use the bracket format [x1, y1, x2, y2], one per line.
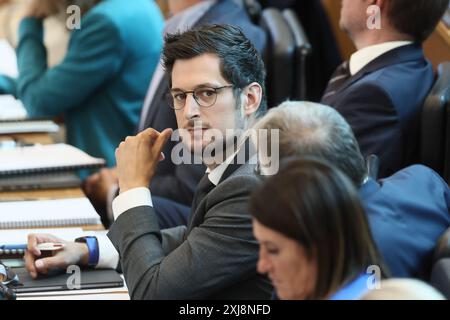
[349, 41, 413, 76]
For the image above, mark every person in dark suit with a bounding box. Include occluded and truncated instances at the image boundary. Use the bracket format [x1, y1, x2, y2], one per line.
[254, 101, 450, 279]
[25, 25, 272, 299]
[84, 0, 267, 228]
[321, 0, 450, 178]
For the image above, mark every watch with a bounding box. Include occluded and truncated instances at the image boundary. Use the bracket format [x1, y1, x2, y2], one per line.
[74, 236, 99, 268]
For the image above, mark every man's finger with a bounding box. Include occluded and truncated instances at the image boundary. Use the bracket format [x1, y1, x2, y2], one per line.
[142, 127, 159, 138]
[154, 129, 173, 155]
[24, 250, 38, 279]
[27, 234, 41, 256]
[34, 256, 64, 274]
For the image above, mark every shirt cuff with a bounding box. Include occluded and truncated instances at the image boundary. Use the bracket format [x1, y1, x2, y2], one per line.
[112, 187, 153, 220]
[106, 183, 119, 224]
[96, 234, 120, 269]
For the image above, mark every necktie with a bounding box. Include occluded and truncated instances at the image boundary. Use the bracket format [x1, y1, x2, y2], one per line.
[322, 61, 351, 100]
[191, 173, 215, 211]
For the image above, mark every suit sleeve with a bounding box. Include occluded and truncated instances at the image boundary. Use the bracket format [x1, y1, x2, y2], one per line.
[160, 226, 187, 255]
[332, 83, 401, 174]
[16, 15, 124, 117]
[107, 175, 260, 299]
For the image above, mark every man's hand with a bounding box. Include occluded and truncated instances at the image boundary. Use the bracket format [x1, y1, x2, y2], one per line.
[83, 168, 119, 207]
[115, 128, 173, 193]
[24, 234, 89, 279]
[24, 0, 61, 19]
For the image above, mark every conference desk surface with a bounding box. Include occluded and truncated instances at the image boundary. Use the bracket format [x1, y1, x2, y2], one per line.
[0, 132, 130, 300]
[0, 132, 54, 145]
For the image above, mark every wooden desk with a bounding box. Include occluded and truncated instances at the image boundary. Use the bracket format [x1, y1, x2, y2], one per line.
[0, 187, 84, 201]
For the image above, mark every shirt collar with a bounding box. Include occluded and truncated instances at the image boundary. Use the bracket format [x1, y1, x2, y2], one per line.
[349, 41, 413, 76]
[206, 154, 236, 186]
[206, 132, 250, 186]
[164, 0, 217, 35]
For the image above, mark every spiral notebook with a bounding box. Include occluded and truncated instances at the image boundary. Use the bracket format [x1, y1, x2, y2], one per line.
[0, 198, 101, 229]
[0, 119, 59, 134]
[0, 144, 105, 176]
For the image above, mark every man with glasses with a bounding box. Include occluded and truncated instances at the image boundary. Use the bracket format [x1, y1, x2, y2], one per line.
[25, 25, 272, 299]
[83, 0, 266, 229]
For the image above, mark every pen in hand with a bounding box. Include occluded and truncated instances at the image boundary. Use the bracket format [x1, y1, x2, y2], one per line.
[0, 243, 65, 255]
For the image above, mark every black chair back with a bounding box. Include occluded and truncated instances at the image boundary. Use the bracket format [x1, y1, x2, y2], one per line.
[259, 8, 295, 108]
[282, 9, 312, 101]
[421, 62, 450, 181]
[430, 227, 450, 299]
[242, 0, 263, 23]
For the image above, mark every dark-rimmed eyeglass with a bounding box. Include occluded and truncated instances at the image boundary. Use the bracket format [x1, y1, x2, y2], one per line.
[167, 85, 235, 110]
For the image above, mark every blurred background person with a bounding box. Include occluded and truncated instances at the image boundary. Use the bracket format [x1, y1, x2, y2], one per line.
[321, 0, 449, 178]
[362, 279, 445, 300]
[0, 0, 69, 67]
[250, 158, 386, 300]
[0, 0, 164, 169]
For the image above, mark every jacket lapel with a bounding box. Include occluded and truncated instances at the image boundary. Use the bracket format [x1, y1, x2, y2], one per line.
[187, 139, 253, 230]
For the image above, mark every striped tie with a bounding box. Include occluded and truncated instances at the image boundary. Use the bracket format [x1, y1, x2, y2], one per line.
[322, 61, 351, 100]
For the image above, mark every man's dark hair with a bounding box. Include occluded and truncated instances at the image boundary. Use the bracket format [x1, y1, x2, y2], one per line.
[162, 24, 267, 116]
[386, 0, 449, 43]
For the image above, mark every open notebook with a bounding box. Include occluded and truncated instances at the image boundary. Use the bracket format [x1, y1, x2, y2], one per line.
[0, 198, 102, 229]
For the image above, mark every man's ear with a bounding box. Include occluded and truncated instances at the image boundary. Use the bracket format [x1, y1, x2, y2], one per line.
[242, 82, 263, 117]
[372, 0, 387, 12]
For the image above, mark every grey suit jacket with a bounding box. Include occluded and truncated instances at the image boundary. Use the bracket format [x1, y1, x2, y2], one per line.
[107, 161, 272, 299]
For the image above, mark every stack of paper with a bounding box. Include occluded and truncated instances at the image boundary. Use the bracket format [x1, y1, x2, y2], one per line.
[0, 143, 105, 175]
[0, 198, 102, 229]
[0, 119, 59, 134]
